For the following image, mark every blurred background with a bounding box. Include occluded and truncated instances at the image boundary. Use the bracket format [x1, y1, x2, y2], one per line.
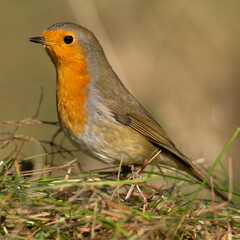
[0, 0, 239, 185]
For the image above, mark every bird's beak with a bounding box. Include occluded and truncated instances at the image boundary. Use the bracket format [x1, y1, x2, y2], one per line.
[28, 36, 53, 45]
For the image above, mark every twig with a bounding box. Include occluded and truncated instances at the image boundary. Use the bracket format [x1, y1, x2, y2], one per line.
[14, 139, 26, 178]
[210, 176, 220, 237]
[32, 86, 44, 119]
[116, 156, 124, 200]
[59, 166, 72, 191]
[21, 158, 77, 177]
[138, 148, 162, 174]
[50, 128, 63, 145]
[0, 119, 43, 125]
[91, 201, 98, 240]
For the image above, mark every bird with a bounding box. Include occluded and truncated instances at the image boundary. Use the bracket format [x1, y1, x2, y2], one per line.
[29, 22, 228, 201]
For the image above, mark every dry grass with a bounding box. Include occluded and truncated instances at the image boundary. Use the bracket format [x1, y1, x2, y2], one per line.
[0, 164, 240, 239]
[1, 165, 240, 239]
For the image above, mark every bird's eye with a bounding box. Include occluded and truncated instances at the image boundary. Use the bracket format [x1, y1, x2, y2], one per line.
[63, 35, 74, 45]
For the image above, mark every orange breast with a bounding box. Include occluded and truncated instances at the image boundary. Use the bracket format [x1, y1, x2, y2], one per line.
[56, 56, 91, 136]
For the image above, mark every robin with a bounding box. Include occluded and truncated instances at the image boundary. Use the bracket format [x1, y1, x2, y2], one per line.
[29, 22, 228, 201]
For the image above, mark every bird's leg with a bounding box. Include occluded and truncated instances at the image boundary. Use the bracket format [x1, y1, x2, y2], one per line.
[125, 164, 136, 200]
[125, 149, 162, 201]
[124, 164, 148, 212]
[125, 164, 147, 201]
